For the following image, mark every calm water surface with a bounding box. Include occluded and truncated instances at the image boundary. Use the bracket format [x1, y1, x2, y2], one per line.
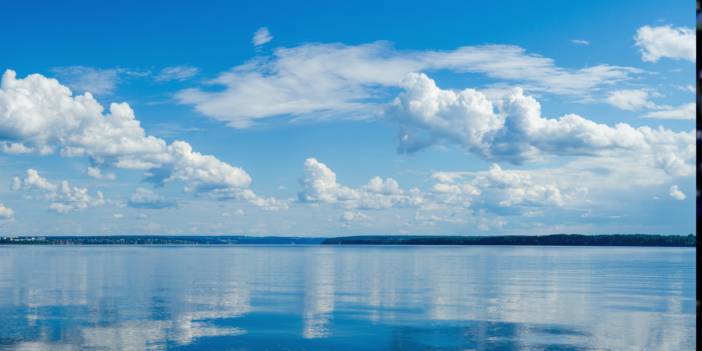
[0, 246, 695, 350]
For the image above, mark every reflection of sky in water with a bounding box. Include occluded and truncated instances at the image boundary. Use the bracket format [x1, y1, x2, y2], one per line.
[0, 246, 695, 350]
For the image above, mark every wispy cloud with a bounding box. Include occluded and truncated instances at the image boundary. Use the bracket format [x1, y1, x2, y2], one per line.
[155, 65, 199, 82]
[571, 39, 590, 45]
[642, 102, 695, 120]
[51, 66, 148, 95]
[252, 27, 273, 47]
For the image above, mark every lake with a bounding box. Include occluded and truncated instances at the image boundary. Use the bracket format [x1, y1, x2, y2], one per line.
[0, 246, 695, 350]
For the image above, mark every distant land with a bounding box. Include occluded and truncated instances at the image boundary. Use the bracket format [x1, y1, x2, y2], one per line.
[0, 236, 325, 245]
[0, 234, 695, 247]
[322, 234, 696, 247]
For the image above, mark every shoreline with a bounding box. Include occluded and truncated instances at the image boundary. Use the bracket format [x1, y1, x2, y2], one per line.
[0, 234, 695, 247]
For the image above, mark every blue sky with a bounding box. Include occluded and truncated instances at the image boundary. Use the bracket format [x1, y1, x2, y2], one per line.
[0, 0, 695, 236]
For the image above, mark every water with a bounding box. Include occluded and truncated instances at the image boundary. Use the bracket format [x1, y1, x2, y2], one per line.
[0, 245, 695, 350]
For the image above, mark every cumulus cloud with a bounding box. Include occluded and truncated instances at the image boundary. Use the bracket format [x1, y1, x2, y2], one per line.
[430, 164, 572, 210]
[0, 70, 280, 209]
[11, 169, 105, 214]
[0, 203, 14, 220]
[231, 189, 290, 211]
[297, 158, 424, 209]
[340, 211, 371, 226]
[87, 166, 116, 180]
[606, 89, 657, 111]
[252, 27, 273, 47]
[176, 42, 638, 127]
[427, 150, 696, 219]
[388, 73, 695, 171]
[642, 103, 695, 120]
[155, 66, 199, 82]
[0, 141, 32, 154]
[634, 25, 695, 63]
[128, 188, 176, 209]
[669, 185, 686, 200]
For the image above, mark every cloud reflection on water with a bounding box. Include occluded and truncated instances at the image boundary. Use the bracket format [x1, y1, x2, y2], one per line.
[0, 246, 695, 350]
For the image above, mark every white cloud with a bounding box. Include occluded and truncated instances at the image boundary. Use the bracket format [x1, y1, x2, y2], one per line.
[0, 142, 32, 154]
[0, 203, 14, 220]
[606, 89, 657, 111]
[12, 169, 105, 213]
[297, 158, 362, 203]
[162, 141, 251, 191]
[469, 164, 566, 207]
[297, 158, 424, 209]
[427, 149, 695, 219]
[294, 147, 692, 226]
[0, 70, 279, 209]
[87, 166, 116, 180]
[232, 189, 290, 211]
[642, 103, 695, 120]
[50, 66, 121, 95]
[252, 27, 273, 47]
[12, 169, 57, 192]
[430, 164, 574, 211]
[634, 25, 695, 63]
[669, 185, 686, 200]
[155, 66, 199, 82]
[340, 211, 371, 226]
[128, 188, 176, 209]
[571, 39, 590, 45]
[389, 73, 695, 171]
[177, 42, 638, 127]
[296, 131, 694, 220]
[299, 156, 580, 215]
[477, 210, 507, 231]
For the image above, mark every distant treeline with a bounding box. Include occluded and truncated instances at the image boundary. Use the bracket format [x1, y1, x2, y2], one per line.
[0, 234, 695, 247]
[0, 235, 325, 245]
[321, 234, 696, 247]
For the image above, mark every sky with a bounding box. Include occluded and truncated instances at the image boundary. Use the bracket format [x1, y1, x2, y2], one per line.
[0, 0, 696, 236]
